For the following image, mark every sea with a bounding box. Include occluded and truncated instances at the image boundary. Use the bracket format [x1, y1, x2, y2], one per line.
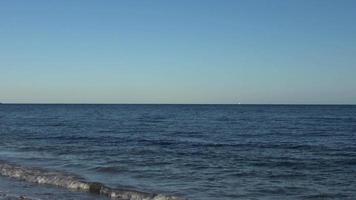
[0, 104, 355, 200]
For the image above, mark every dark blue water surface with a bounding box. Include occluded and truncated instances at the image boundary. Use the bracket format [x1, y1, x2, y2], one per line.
[1, 104, 356, 199]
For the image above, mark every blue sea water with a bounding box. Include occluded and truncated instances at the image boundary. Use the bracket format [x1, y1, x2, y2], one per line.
[0, 104, 356, 200]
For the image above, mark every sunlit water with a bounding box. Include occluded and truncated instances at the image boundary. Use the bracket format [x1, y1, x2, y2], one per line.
[1, 104, 356, 199]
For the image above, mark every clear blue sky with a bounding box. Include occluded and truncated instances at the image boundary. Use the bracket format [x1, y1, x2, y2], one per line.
[1, 0, 355, 104]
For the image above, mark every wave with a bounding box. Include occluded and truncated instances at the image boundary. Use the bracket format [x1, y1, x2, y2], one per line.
[0, 161, 185, 200]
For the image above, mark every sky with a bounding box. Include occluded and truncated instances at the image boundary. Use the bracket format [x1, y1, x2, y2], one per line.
[0, 0, 356, 104]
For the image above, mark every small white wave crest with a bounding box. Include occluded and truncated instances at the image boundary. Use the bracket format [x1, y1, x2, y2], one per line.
[0, 162, 185, 200]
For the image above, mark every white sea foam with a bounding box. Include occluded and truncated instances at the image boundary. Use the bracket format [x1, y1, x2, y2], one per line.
[0, 162, 186, 200]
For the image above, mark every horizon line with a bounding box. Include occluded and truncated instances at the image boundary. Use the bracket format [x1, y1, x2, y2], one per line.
[1, 102, 355, 106]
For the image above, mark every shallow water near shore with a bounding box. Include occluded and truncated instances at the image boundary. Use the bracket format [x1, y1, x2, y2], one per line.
[1, 104, 356, 199]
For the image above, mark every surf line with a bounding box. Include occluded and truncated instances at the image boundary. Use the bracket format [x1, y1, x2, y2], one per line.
[0, 161, 186, 200]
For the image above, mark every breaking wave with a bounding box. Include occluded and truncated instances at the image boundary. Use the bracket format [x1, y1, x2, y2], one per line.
[0, 161, 185, 200]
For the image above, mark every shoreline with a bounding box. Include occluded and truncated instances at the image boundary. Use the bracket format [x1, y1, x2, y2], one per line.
[0, 161, 185, 200]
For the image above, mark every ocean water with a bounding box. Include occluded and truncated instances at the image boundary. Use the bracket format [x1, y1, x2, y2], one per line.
[0, 104, 356, 200]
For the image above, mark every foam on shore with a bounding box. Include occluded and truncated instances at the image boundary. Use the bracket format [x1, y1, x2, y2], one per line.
[0, 161, 185, 200]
